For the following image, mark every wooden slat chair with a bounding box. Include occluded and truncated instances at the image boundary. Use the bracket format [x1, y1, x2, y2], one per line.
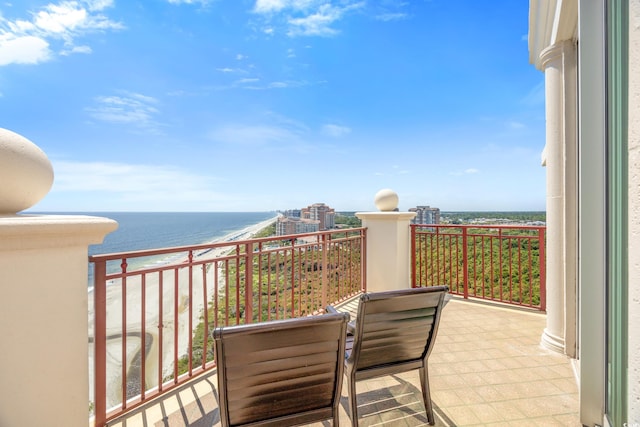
[213, 312, 350, 427]
[327, 285, 449, 426]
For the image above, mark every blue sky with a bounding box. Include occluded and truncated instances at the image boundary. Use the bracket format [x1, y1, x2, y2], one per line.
[1, 0, 545, 212]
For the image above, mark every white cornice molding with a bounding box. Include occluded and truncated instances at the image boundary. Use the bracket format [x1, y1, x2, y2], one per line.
[529, 0, 578, 70]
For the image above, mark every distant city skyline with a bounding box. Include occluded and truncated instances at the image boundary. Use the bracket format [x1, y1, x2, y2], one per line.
[2, 0, 545, 213]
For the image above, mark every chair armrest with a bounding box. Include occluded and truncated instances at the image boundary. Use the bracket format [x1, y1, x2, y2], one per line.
[325, 305, 339, 314]
[326, 305, 354, 334]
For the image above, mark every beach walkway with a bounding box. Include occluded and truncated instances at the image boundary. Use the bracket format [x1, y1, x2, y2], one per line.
[106, 296, 580, 427]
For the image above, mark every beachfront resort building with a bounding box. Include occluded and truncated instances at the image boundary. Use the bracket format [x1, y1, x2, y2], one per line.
[301, 202, 335, 230]
[282, 209, 301, 218]
[409, 205, 441, 225]
[275, 216, 320, 236]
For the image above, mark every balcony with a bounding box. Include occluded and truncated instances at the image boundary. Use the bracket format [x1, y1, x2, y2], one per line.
[86, 220, 576, 426]
[105, 295, 579, 426]
[0, 197, 576, 426]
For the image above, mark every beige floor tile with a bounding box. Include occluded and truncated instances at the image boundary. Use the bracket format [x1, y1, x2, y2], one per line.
[512, 379, 564, 398]
[106, 298, 579, 427]
[431, 389, 461, 407]
[467, 402, 505, 423]
[453, 387, 485, 405]
[512, 397, 556, 418]
[457, 372, 487, 387]
[442, 405, 482, 426]
[472, 385, 504, 402]
[488, 400, 528, 421]
[549, 377, 579, 393]
[553, 413, 582, 426]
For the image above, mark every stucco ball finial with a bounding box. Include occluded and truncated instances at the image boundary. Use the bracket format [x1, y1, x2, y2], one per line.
[374, 188, 399, 212]
[0, 128, 54, 214]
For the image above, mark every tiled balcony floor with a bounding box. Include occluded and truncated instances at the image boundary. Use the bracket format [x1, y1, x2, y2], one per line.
[107, 296, 580, 427]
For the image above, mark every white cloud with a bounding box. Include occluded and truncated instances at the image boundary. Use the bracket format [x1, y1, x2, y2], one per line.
[86, 91, 163, 132]
[375, 12, 407, 21]
[49, 160, 234, 210]
[209, 112, 312, 151]
[236, 77, 260, 84]
[214, 77, 309, 90]
[215, 65, 251, 75]
[253, 0, 281, 13]
[53, 161, 211, 192]
[287, 3, 352, 37]
[322, 123, 351, 137]
[0, 35, 51, 65]
[209, 124, 300, 147]
[61, 44, 91, 55]
[450, 168, 480, 176]
[0, 0, 122, 66]
[252, 0, 364, 38]
[167, 0, 214, 5]
[33, 4, 89, 34]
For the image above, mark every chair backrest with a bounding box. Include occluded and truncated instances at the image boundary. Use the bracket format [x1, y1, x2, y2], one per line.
[348, 286, 448, 373]
[213, 312, 349, 427]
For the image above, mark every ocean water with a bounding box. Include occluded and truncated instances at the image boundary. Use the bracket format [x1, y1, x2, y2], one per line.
[87, 212, 276, 256]
[59, 212, 276, 286]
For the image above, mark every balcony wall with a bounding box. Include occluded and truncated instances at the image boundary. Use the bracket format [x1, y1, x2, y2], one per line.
[0, 215, 116, 427]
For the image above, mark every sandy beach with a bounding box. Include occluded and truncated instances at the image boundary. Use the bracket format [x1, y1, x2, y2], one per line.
[88, 216, 278, 409]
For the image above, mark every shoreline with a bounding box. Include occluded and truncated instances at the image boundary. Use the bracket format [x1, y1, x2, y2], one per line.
[88, 215, 278, 408]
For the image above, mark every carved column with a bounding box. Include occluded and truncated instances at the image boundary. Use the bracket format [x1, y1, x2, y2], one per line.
[539, 40, 578, 356]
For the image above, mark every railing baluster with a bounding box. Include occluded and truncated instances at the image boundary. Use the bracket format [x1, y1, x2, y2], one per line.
[121, 260, 128, 408]
[462, 227, 469, 299]
[187, 251, 193, 375]
[157, 272, 163, 392]
[140, 273, 146, 401]
[173, 267, 179, 383]
[245, 243, 253, 323]
[201, 264, 208, 369]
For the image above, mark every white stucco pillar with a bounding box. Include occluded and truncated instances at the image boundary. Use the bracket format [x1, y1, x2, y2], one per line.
[356, 189, 416, 293]
[539, 41, 578, 356]
[0, 216, 117, 427]
[0, 129, 118, 427]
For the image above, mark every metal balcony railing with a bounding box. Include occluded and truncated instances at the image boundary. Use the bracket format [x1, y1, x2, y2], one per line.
[90, 223, 546, 426]
[411, 224, 546, 311]
[89, 228, 366, 427]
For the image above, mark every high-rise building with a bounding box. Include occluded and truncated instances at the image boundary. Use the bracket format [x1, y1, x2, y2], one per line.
[276, 216, 320, 236]
[283, 209, 301, 218]
[301, 203, 335, 230]
[409, 206, 440, 225]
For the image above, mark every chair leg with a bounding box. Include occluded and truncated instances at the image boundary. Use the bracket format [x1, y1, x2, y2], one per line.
[419, 366, 435, 425]
[347, 375, 358, 427]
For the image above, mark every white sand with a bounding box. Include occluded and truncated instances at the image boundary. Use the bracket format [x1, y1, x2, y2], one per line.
[88, 216, 278, 408]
